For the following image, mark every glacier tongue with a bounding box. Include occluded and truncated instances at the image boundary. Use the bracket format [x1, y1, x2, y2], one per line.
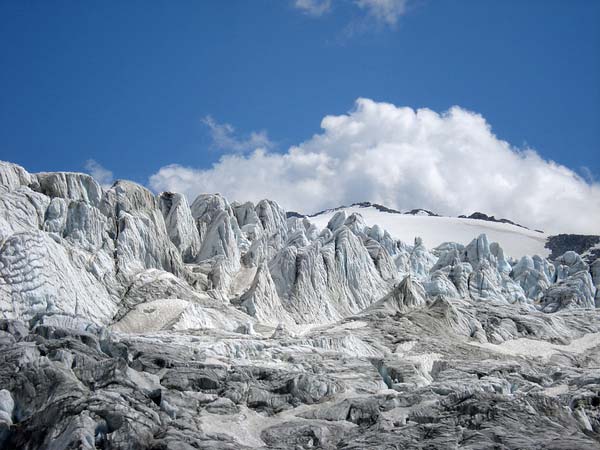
[0, 160, 599, 449]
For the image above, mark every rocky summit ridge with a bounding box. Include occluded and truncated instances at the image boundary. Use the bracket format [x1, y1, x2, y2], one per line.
[0, 160, 599, 449]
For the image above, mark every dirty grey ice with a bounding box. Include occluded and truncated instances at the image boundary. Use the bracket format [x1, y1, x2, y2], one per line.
[0, 160, 599, 449]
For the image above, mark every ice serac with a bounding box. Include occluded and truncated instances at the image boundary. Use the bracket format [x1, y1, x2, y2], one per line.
[191, 193, 245, 250]
[592, 259, 600, 307]
[287, 216, 317, 240]
[0, 186, 50, 240]
[326, 210, 347, 231]
[537, 251, 597, 312]
[458, 234, 528, 305]
[237, 199, 291, 268]
[0, 166, 119, 323]
[255, 199, 289, 256]
[0, 161, 33, 193]
[540, 271, 596, 313]
[464, 233, 511, 275]
[233, 201, 262, 241]
[0, 389, 14, 447]
[0, 163, 208, 325]
[364, 237, 398, 282]
[408, 237, 437, 279]
[554, 250, 589, 280]
[511, 255, 554, 301]
[0, 231, 117, 323]
[113, 268, 208, 320]
[197, 210, 241, 289]
[424, 269, 460, 298]
[343, 212, 367, 235]
[269, 225, 390, 323]
[239, 263, 295, 326]
[158, 192, 201, 263]
[36, 171, 103, 207]
[256, 199, 288, 238]
[104, 181, 186, 279]
[367, 275, 427, 314]
[367, 223, 397, 259]
[189, 193, 247, 291]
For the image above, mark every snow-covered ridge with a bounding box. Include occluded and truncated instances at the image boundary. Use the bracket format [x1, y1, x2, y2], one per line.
[308, 203, 550, 259]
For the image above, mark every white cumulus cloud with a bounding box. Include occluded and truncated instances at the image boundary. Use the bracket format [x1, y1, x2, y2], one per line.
[150, 98, 600, 234]
[84, 159, 113, 188]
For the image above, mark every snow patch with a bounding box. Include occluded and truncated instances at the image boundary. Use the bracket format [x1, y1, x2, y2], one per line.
[310, 206, 549, 258]
[469, 332, 600, 359]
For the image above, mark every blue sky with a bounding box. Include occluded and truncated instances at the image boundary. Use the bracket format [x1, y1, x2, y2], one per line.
[1, 0, 598, 180]
[0, 1, 599, 232]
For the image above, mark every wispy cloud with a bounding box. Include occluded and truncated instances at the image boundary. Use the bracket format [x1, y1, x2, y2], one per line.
[293, 0, 332, 16]
[292, 0, 409, 28]
[84, 159, 113, 188]
[150, 99, 600, 235]
[355, 0, 407, 26]
[580, 166, 597, 184]
[202, 115, 273, 153]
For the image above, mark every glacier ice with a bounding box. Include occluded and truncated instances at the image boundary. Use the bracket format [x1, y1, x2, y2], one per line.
[0, 160, 599, 449]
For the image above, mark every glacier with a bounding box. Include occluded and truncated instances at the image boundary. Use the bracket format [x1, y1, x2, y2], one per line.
[0, 160, 599, 449]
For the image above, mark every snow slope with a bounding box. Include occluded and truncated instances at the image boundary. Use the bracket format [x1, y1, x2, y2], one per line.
[309, 205, 549, 258]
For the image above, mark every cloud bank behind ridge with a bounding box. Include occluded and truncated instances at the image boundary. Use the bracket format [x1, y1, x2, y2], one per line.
[150, 98, 600, 234]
